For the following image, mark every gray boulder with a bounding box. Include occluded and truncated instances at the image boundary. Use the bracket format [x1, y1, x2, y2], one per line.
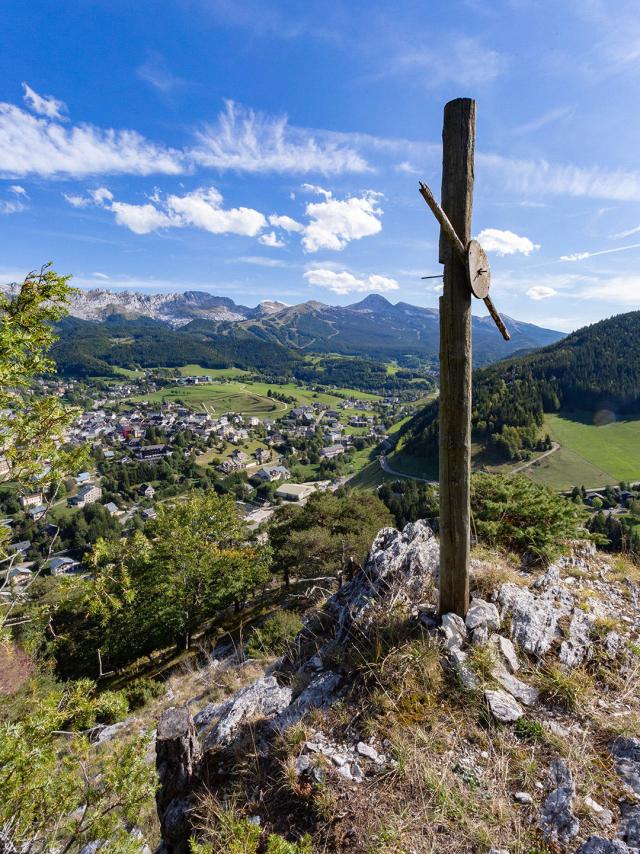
[485, 689, 523, 723]
[465, 598, 501, 632]
[619, 800, 640, 849]
[492, 663, 539, 706]
[611, 738, 640, 797]
[575, 838, 630, 854]
[540, 759, 579, 845]
[202, 677, 292, 748]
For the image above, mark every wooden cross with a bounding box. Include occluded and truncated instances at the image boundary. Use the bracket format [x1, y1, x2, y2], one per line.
[419, 98, 510, 618]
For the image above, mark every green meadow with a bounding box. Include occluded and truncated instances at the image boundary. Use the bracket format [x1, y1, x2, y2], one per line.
[526, 412, 640, 490]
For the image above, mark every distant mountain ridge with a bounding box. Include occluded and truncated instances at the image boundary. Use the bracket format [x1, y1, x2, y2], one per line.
[50, 287, 564, 371]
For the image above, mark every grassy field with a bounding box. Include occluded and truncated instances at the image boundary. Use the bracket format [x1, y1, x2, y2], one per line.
[129, 377, 388, 418]
[176, 365, 251, 378]
[526, 412, 640, 490]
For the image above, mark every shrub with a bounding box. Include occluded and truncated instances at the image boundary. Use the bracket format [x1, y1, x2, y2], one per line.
[471, 473, 580, 562]
[245, 611, 303, 659]
[58, 679, 128, 729]
[124, 676, 165, 709]
[515, 717, 545, 742]
[93, 689, 129, 724]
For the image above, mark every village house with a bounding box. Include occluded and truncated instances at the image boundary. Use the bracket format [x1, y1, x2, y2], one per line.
[320, 444, 346, 460]
[254, 447, 272, 464]
[252, 465, 291, 483]
[20, 492, 43, 509]
[69, 483, 102, 508]
[49, 556, 81, 576]
[134, 444, 171, 462]
[139, 483, 156, 500]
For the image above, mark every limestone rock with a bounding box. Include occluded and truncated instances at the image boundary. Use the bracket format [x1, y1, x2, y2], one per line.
[514, 791, 533, 804]
[465, 598, 500, 632]
[203, 677, 292, 748]
[449, 647, 480, 691]
[494, 635, 520, 673]
[583, 796, 614, 827]
[485, 689, 524, 723]
[539, 759, 579, 845]
[492, 663, 539, 706]
[618, 800, 640, 849]
[575, 838, 630, 854]
[611, 737, 640, 797]
[273, 671, 341, 731]
[356, 742, 379, 761]
[441, 612, 467, 651]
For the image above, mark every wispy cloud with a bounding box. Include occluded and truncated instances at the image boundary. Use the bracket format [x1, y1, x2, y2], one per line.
[22, 83, 67, 120]
[480, 153, 640, 202]
[513, 106, 574, 135]
[384, 36, 507, 88]
[0, 102, 185, 177]
[192, 101, 370, 175]
[136, 54, 187, 94]
[559, 242, 640, 262]
[304, 268, 398, 295]
[526, 285, 557, 300]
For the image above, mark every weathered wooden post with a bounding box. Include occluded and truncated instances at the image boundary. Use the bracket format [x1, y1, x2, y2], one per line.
[419, 98, 510, 618]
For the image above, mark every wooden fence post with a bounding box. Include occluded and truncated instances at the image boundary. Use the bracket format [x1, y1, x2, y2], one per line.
[438, 98, 475, 617]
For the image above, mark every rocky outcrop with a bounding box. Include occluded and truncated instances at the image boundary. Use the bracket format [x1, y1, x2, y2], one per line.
[155, 707, 203, 854]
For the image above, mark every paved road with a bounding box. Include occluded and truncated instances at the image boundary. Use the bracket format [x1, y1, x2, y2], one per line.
[511, 442, 560, 474]
[379, 454, 437, 484]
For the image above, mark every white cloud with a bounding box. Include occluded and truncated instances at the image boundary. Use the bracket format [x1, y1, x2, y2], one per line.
[301, 183, 333, 198]
[76, 184, 267, 238]
[0, 199, 26, 215]
[560, 242, 640, 262]
[526, 285, 558, 300]
[573, 275, 640, 305]
[9, 184, 27, 196]
[614, 224, 640, 239]
[304, 268, 398, 295]
[92, 272, 110, 280]
[192, 101, 370, 174]
[395, 161, 419, 174]
[302, 190, 383, 252]
[268, 214, 304, 232]
[110, 201, 176, 234]
[0, 102, 185, 177]
[258, 231, 285, 247]
[22, 83, 67, 120]
[237, 256, 289, 267]
[167, 187, 266, 236]
[64, 193, 91, 208]
[136, 54, 186, 94]
[476, 228, 540, 256]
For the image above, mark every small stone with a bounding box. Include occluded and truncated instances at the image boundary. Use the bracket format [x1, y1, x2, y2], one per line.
[485, 689, 524, 723]
[514, 791, 533, 804]
[488, 850, 510, 854]
[496, 635, 520, 673]
[336, 763, 352, 781]
[466, 598, 501, 632]
[331, 753, 347, 767]
[619, 800, 640, 848]
[351, 762, 364, 783]
[471, 624, 489, 646]
[295, 755, 311, 774]
[539, 759, 579, 845]
[449, 648, 481, 691]
[583, 796, 613, 826]
[356, 741, 379, 761]
[611, 737, 640, 796]
[441, 612, 467, 650]
[247, 815, 261, 826]
[575, 838, 630, 854]
[309, 654, 323, 670]
[492, 664, 539, 706]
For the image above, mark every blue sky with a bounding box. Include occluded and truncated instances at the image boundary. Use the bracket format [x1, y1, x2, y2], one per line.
[2, 0, 640, 331]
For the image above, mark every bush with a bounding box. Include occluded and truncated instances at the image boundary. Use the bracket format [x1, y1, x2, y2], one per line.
[58, 679, 129, 729]
[93, 689, 129, 724]
[471, 473, 580, 562]
[245, 611, 303, 659]
[124, 676, 165, 710]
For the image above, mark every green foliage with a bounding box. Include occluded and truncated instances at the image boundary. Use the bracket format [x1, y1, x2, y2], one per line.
[0, 264, 86, 495]
[0, 681, 153, 851]
[265, 834, 313, 854]
[41, 492, 272, 677]
[514, 717, 545, 742]
[57, 678, 129, 730]
[400, 310, 640, 463]
[245, 610, 303, 658]
[470, 474, 580, 562]
[378, 479, 439, 528]
[269, 490, 393, 585]
[124, 676, 165, 709]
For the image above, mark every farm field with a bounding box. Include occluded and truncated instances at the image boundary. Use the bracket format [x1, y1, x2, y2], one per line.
[525, 412, 640, 490]
[129, 377, 389, 418]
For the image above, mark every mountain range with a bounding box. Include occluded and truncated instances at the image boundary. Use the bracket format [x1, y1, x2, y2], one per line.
[60, 288, 564, 367]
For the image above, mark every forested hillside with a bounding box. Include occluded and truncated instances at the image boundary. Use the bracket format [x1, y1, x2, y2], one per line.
[51, 316, 303, 376]
[400, 311, 640, 463]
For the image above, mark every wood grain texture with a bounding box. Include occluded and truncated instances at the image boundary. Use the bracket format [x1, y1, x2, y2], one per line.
[438, 97, 475, 618]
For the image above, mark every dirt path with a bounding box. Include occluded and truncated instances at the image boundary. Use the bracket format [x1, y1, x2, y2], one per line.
[378, 454, 437, 484]
[511, 442, 560, 474]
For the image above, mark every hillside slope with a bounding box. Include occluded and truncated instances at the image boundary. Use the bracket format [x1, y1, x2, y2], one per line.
[400, 310, 640, 463]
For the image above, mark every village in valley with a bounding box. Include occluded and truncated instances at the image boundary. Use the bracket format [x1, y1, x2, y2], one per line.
[0, 366, 421, 595]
